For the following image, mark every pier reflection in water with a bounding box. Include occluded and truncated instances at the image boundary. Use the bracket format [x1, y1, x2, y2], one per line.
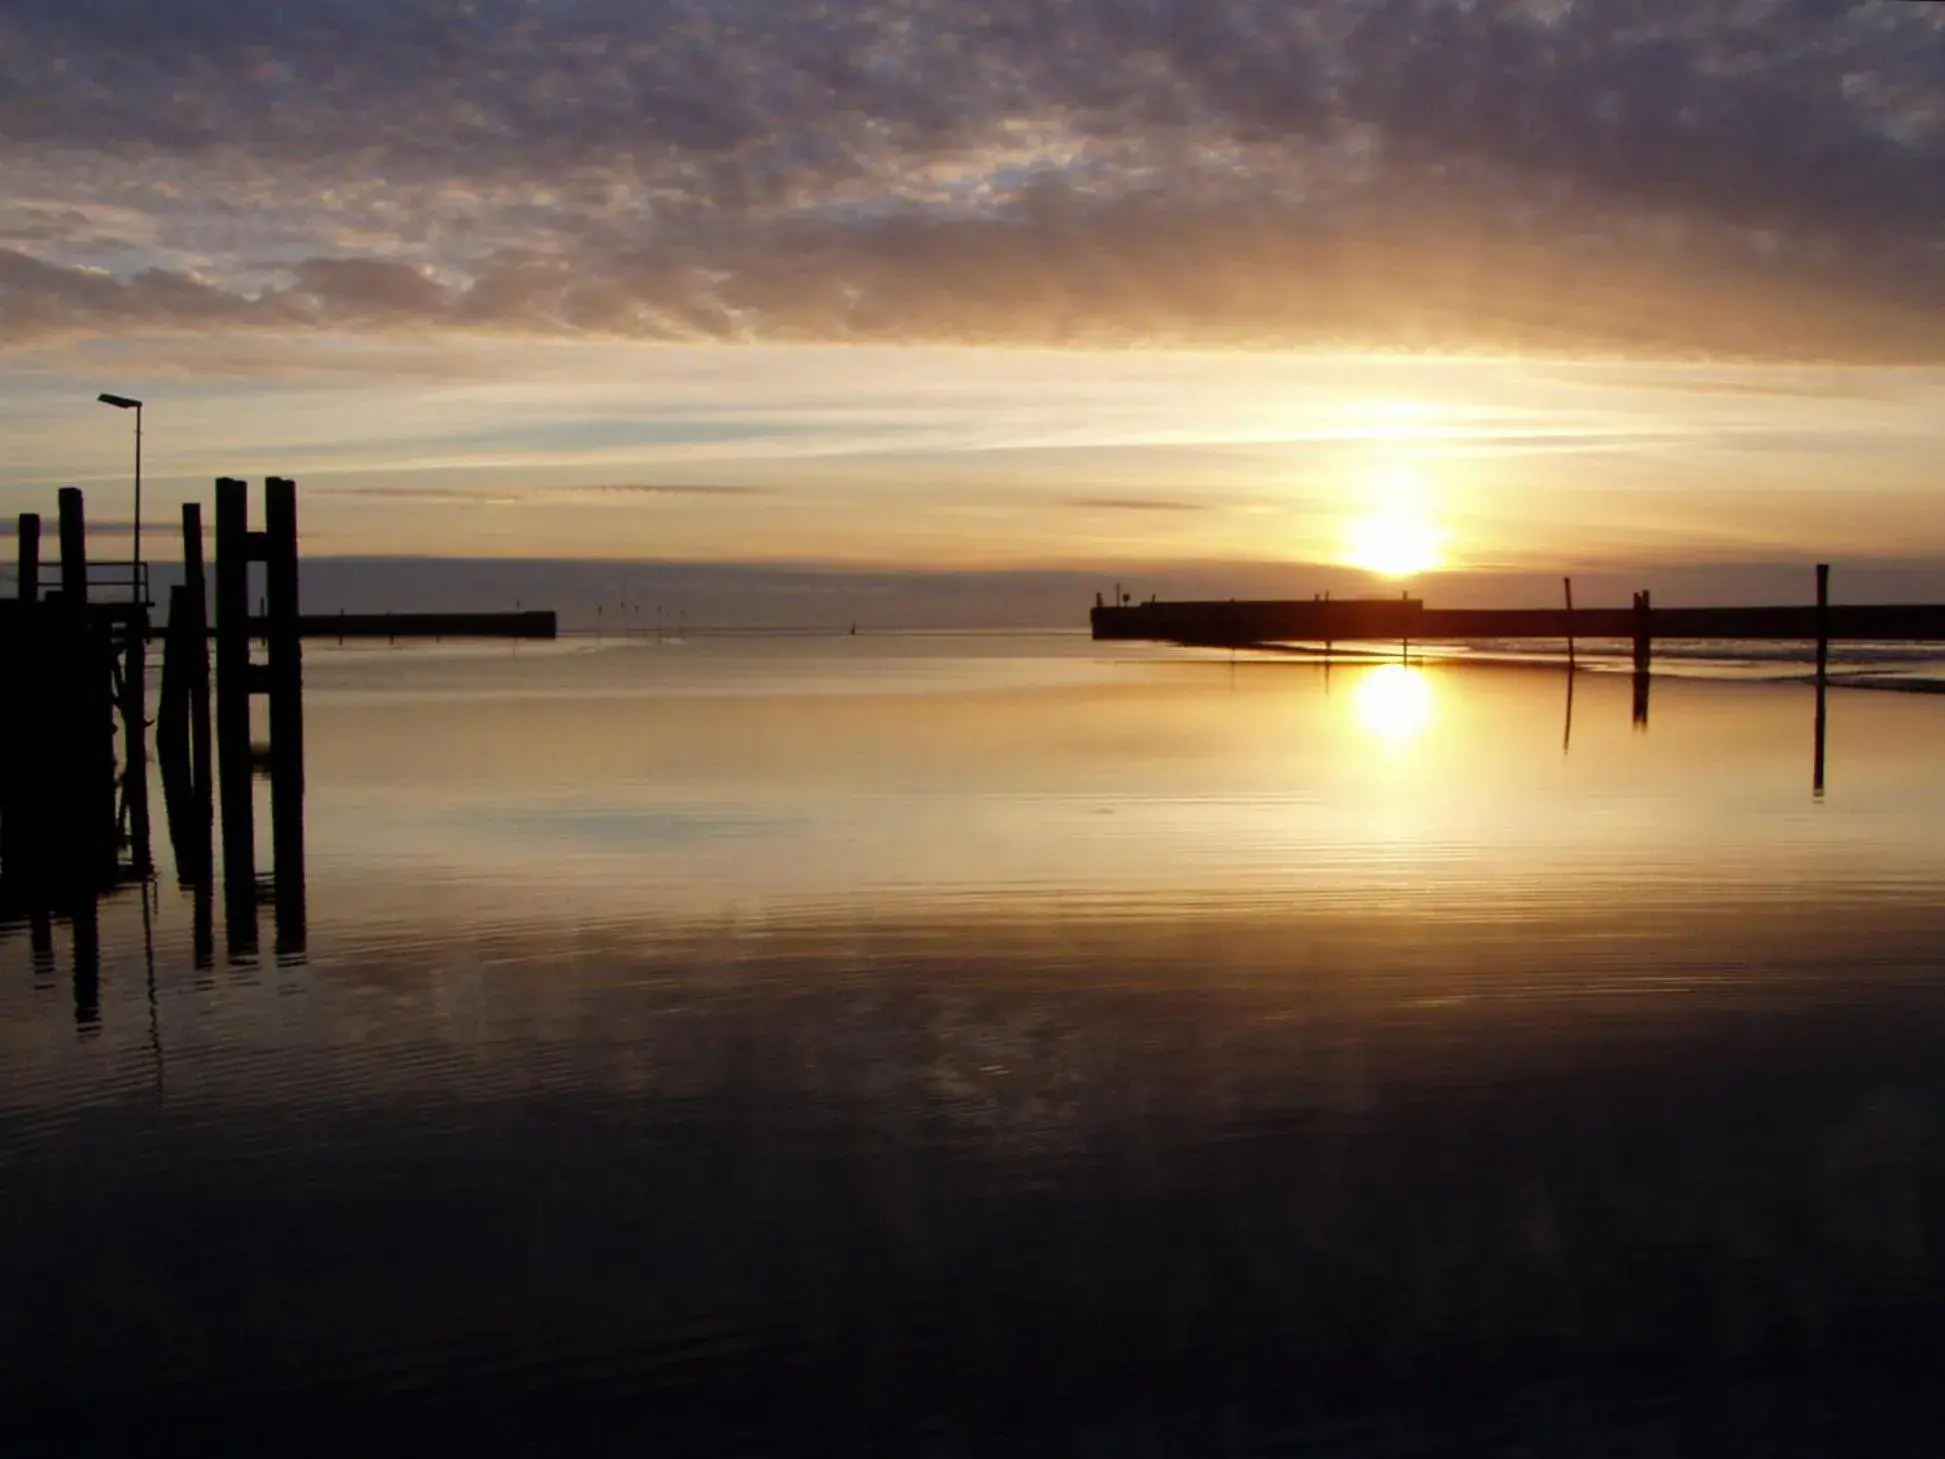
[5, 651, 306, 1033]
[2, 637, 1943, 1449]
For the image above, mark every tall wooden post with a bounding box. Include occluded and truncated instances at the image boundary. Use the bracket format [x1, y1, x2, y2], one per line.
[1562, 577, 1575, 666]
[57, 488, 87, 605]
[1815, 563, 1830, 686]
[15, 513, 37, 606]
[158, 588, 189, 770]
[159, 570, 215, 891]
[183, 502, 211, 813]
[121, 596, 150, 875]
[213, 477, 256, 920]
[56, 489, 117, 875]
[2, 513, 41, 880]
[1631, 590, 1652, 675]
[1814, 564, 1829, 798]
[264, 477, 306, 954]
[1630, 590, 1653, 729]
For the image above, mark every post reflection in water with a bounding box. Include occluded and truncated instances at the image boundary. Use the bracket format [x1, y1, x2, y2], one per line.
[161, 695, 308, 968]
[1, 636, 1943, 1446]
[28, 907, 53, 984]
[1562, 661, 1575, 755]
[69, 890, 98, 1031]
[1815, 670, 1829, 800]
[0, 656, 309, 1032]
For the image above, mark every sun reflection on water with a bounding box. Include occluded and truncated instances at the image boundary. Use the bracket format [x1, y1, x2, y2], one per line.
[1353, 664, 1435, 746]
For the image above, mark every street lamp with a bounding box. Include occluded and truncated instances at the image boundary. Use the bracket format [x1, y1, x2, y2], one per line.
[97, 392, 143, 604]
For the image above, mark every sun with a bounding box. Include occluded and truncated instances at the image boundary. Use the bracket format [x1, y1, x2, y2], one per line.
[1339, 461, 1445, 577]
[1346, 512, 1443, 577]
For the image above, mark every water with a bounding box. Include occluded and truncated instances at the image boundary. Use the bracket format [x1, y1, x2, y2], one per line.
[7, 634, 1945, 1452]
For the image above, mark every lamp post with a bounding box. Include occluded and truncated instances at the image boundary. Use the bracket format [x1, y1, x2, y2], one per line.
[97, 393, 143, 603]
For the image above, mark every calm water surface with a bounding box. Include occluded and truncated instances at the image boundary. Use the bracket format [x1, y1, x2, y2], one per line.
[6, 634, 1945, 1452]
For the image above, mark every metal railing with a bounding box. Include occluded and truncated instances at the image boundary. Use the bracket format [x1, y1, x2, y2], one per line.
[7, 558, 152, 606]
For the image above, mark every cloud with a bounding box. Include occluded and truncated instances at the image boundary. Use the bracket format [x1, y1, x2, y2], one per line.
[310, 481, 775, 506]
[1528, 366, 1909, 402]
[1, 0, 1940, 360]
[1063, 497, 1209, 513]
[311, 484, 529, 506]
[0, 514, 137, 535]
[564, 483, 774, 497]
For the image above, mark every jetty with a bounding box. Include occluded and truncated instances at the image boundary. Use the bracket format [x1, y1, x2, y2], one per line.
[1090, 567, 1940, 666]
[1, 476, 556, 987]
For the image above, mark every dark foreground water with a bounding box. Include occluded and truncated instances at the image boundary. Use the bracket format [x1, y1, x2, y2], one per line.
[6, 635, 1945, 1453]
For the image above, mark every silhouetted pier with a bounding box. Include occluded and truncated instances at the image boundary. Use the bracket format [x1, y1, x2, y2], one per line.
[282, 611, 557, 641]
[1090, 572, 1937, 655]
[2, 475, 559, 994]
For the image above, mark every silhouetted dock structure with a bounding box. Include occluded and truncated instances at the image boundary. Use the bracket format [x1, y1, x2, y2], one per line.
[1090, 572, 1933, 657]
[1, 489, 146, 900]
[293, 611, 557, 641]
[3, 476, 559, 997]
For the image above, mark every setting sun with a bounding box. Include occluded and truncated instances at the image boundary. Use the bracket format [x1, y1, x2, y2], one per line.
[1341, 460, 1446, 577]
[1346, 512, 1443, 577]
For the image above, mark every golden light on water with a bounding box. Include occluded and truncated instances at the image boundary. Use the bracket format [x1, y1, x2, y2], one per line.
[1353, 664, 1435, 746]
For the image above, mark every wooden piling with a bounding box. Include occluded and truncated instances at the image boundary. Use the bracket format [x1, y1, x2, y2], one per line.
[1629, 590, 1653, 729]
[2, 514, 40, 881]
[53, 489, 117, 876]
[1815, 563, 1830, 685]
[15, 513, 37, 606]
[213, 477, 256, 905]
[121, 597, 150, 875]
[57, 488, 87, 604]
[183, 502, 211, 810]
[264, 477, 306, 952]
[1814, 563, 1830, 798]
[158, 585, 191, 771]
[160, 501, 215, 889]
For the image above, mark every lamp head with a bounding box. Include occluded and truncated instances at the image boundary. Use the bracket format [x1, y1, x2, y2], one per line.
[97, 393, 142, 409]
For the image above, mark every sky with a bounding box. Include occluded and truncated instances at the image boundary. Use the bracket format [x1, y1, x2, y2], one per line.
[2, 0, 1943, 617]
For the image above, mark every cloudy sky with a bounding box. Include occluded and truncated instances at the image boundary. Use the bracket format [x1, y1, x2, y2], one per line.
[2, 0, 1942, 602]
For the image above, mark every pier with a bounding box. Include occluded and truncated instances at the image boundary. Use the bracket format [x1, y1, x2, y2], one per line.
[1, 476, 557, 990]
[1090, 571, 1934, 655]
